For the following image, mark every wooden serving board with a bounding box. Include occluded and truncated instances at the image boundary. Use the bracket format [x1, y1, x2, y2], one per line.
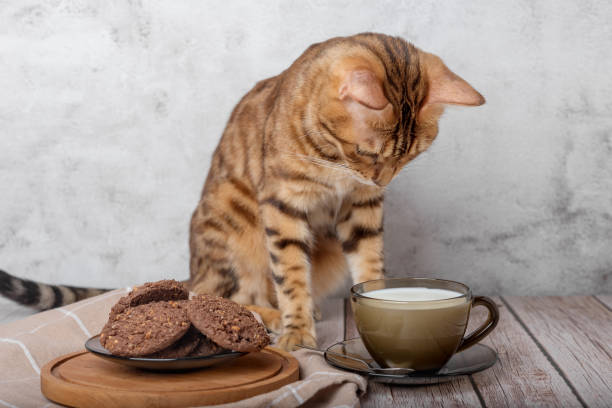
[41, 347, 299, 407]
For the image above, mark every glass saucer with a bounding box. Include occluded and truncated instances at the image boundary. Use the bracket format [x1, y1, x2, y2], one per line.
[85, 334, 246, 371]
[325, 338, 497, 385]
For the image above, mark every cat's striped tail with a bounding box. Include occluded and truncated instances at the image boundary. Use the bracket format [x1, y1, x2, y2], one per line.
[0, 269, 111, 310]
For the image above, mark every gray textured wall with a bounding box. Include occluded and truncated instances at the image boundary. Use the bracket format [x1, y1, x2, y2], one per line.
[1, 0, 611, 295]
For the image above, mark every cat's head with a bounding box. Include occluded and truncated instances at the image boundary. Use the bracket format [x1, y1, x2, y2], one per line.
[314, 34, 484, 187]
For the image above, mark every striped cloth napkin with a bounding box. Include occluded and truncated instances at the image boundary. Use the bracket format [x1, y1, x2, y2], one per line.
[0, 289, 366, 407]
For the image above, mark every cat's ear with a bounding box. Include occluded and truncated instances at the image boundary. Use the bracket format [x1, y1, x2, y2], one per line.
[338, 69, 390, 110]
[335, 65, 394, 151]
[422, 52, 485, 107]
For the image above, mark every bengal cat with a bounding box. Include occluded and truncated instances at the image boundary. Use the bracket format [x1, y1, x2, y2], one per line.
[0, 33, 484, 351]
[187, 33, 484, 350]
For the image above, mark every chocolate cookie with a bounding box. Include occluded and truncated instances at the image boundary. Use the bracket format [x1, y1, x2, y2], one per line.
[187, 295, 270, 352]
[147, 326, 201, 359]
[101, 301, 190, 357]
[188, 334, 228, 357]
[110, 280, 188, 318]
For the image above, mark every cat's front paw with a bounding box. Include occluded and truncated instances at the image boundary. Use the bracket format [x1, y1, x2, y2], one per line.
[246, 305, 282, 334]
[276, 329, 317, 351]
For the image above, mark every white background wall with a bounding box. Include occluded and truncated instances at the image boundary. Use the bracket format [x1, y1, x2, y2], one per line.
[1, 0, 611, 295]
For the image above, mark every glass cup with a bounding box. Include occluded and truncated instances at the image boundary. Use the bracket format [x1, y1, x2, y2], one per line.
[350, 277, 499, 372]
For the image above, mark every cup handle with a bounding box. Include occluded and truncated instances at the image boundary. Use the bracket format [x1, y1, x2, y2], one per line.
[456, 296, 500, 352]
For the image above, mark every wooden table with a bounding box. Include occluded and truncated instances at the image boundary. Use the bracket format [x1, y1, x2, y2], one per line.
[0, 296, 610, 407]
[315, 296, 612, 407]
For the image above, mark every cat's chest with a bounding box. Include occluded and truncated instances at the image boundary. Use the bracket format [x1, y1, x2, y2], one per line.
[307, 180, 356, 231]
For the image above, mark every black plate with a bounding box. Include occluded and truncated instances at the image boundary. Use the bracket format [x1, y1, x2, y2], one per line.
[325, 338, 498, 384]
[85, 334, 246, 371]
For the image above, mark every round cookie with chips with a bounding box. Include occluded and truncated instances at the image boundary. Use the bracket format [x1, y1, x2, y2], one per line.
[110, 279, 189, 319]
[188, 334, 228, 357]
[147, 326, 202, 359]
[187, 295, 270, 352]
[109, 279, 189, 319]
[101, 301, 190, 357]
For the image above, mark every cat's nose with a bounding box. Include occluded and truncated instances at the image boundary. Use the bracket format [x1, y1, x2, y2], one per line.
[373, 164, 395, 186]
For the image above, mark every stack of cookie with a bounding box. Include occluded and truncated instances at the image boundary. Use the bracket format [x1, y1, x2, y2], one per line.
[99, 280, 270, 358]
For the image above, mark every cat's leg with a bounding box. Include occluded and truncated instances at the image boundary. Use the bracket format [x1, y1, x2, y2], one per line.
[190, 207, 285, 335]
[190, 182, 276, 301]
[261, 197, 316, 350]
[245, 305, 282, 333]
[337, 189, 385, 284]
[189, 214, 241, 299]
[310, 233, 350, 320]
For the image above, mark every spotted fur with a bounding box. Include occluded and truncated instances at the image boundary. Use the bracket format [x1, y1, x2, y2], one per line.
[188, 33, 484, 350]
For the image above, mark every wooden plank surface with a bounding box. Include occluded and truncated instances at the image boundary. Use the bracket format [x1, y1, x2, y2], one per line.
[469, 298, 582, 407]
[594, 294, 612, 311]
[503, 296, 612, 408]
[345, 299, 483, 408]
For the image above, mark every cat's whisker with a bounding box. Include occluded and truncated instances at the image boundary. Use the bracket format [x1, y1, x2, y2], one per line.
[279, 151, 377, 186]
[281, 151, 351, 173]
[279, 154, 347, 176]
[298, 156, 353, 175]
[351, 175, 378, 186]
